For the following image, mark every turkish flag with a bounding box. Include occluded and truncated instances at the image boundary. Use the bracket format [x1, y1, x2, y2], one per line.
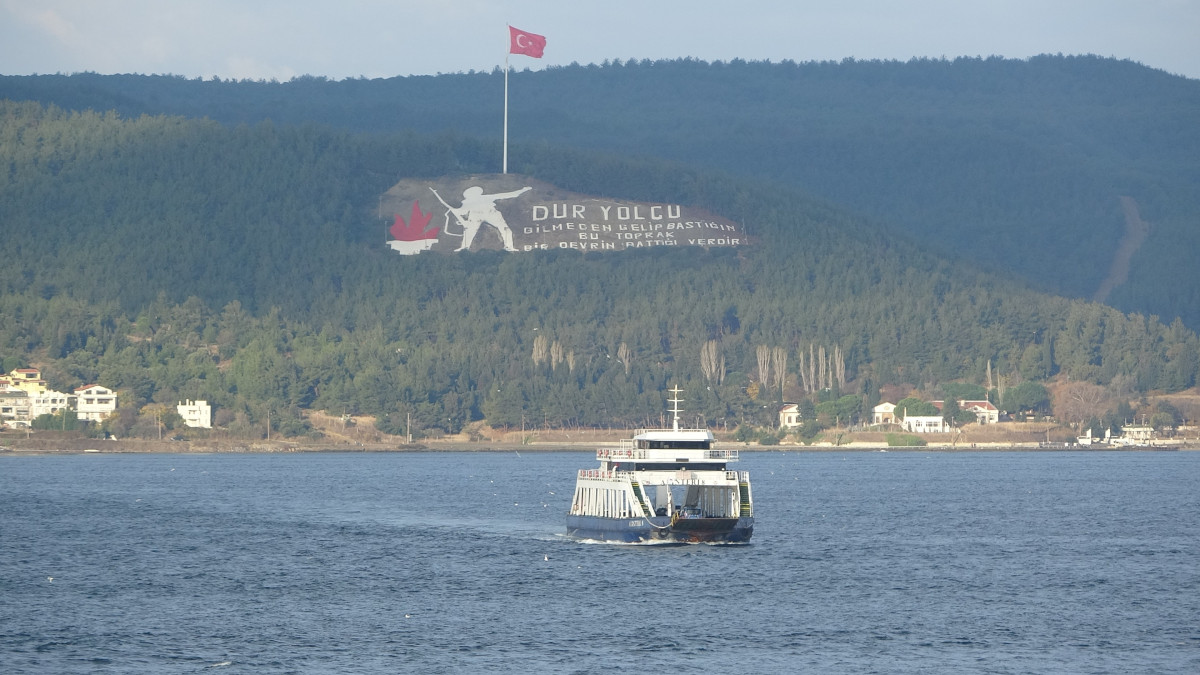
[509, 26, 546, 58]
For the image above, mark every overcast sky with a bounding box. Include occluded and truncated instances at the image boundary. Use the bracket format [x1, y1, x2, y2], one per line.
[2, 0, 1197, 81]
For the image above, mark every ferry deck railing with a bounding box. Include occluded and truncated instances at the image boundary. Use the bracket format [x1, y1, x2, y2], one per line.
[577, 468, 744, 482]
[605, 443, 739, 461]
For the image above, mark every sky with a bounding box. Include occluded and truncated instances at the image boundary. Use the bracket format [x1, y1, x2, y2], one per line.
[2, 0, 1198, 81]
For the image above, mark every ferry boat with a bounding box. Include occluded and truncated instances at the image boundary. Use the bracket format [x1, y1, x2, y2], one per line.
[566, 387, 753, 543]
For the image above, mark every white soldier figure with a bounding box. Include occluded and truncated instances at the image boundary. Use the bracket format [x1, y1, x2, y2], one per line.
[432, 185, 531, 252]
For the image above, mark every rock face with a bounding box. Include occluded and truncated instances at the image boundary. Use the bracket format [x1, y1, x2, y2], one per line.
[382, 174, 746, 255]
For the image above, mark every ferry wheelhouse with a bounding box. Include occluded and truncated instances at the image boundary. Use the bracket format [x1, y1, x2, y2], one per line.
[566, 388, 753, 543]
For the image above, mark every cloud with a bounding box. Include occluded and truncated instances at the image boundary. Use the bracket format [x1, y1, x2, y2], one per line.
[27, 7, 80, 43]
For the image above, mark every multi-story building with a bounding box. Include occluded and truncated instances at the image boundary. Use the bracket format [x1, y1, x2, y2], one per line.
[177, 400, 213, 429]
[7, 368, 48, 394]
[74, 384, 118, 423]
[0, 388, 32, 427]
[31, 390, 77, 419]
[1, 368, 119, 427]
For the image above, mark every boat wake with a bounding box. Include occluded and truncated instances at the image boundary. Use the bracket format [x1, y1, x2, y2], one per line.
[561, 533, 746, 547]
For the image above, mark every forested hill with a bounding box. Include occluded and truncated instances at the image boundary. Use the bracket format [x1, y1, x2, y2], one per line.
[3, 55, 1198, 330]
[1, 100, 1197, 437]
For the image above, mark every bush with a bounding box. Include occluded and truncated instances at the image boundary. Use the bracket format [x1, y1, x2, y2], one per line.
[798, 420, 824, 441]
[376, 412, 407, 436]
[271, 413, 313, 438]
[886, 433, 926, 447]
[31, 409, 82, 431]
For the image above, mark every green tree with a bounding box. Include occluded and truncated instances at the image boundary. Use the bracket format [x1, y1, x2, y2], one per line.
[1001, 381, 1051, 416]
[1151, 401, 1182, 430]
[1018, 338, 1055, 381]
[1081, 416, 1106, 439]
[941, 382, 987, 402]
[895, 396, 938, 418]
[941, 398, 961, 424]
[482, 383, 529, 428]
[797, 398, 816, 421]
[733, 424, 755, 442]
[1148, 411, 1177, 432]
[832, 394, 862, 426]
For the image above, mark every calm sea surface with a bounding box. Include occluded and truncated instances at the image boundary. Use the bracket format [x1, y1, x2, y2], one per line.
[3, 450, 1199, 673]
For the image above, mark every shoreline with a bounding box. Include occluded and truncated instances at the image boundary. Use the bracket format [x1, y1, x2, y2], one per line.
[2, 437, 1196, 455]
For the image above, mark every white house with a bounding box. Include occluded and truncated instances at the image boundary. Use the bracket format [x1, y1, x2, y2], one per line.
[1113, 424, 1155, 445]
[31, 390, 77, 419]
[177, 400, 213, 429]
[74, 384, 117, 422]
[900, 415, 949, 434]
[872, 402, 897, 426]
[778, 403, 801, 428]
[961, 400, 999, 424]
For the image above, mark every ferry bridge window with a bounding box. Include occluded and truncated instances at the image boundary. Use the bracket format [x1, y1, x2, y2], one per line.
[638, 440, 710, 449]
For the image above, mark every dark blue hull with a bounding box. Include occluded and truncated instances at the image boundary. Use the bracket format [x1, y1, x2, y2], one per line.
[566, 514, 753, 544]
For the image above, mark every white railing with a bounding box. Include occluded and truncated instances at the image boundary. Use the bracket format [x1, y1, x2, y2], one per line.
[598, 445, 740, 461]
[577, 469, 630, 481]
[604, 443, 642, 458]
[577, 469, 744, 488]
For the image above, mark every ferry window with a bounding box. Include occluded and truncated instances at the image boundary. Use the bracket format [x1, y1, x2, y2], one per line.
[645, 440, 710, 449]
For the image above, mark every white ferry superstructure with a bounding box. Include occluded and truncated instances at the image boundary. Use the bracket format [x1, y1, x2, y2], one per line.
[565, 387, 753, 543]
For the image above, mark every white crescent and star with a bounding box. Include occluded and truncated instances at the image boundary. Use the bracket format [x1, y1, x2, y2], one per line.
[516, 35, 531, 48]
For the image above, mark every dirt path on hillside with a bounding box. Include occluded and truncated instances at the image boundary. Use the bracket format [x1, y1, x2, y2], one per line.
[1093, 195, 1151, 303]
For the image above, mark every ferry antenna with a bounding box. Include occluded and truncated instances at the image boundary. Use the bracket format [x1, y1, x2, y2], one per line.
[668, 385, 684, 431]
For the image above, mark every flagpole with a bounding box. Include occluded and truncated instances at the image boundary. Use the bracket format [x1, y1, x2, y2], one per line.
[503, 27, 510, 174]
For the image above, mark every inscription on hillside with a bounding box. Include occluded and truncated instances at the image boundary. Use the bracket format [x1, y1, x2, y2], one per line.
[381, 175, 745, 255]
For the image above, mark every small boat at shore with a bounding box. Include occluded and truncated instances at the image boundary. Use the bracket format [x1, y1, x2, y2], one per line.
[565, 386, 753, 544]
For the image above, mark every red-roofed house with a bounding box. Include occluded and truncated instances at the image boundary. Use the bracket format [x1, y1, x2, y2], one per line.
[961, 400, 999, 424]
[933, 399, 1000, 424]
[7, 368, 47, 394]
[74, 384, 117, 422]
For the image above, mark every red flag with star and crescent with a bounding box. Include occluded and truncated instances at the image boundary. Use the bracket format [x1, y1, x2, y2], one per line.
[509, 26, 546, 58]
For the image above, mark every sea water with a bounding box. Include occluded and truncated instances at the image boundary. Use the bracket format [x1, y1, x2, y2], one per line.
[3, 450, 1198, 673]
